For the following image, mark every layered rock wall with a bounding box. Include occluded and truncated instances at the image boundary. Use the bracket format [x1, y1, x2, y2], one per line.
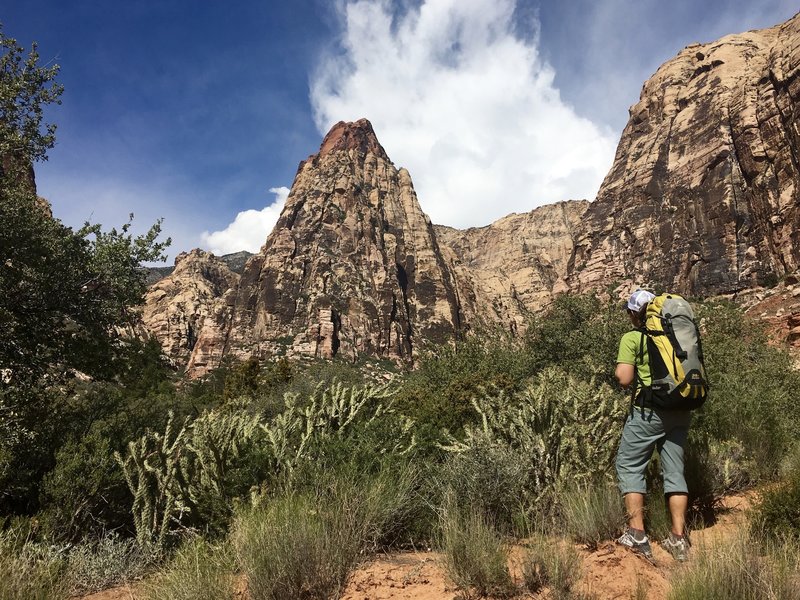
[142, 249, 239, 375]
[570, 14, 800, 295]
[435, 200, 588, 333]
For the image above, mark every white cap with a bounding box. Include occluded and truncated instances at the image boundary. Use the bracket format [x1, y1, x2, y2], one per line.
[627, 289, 655, 312]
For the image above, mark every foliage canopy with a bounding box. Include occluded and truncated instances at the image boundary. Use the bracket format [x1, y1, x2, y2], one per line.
[0, 25, 171, 514]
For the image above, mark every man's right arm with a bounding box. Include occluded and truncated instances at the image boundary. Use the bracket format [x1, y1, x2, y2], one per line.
[616, 362, 635, 387]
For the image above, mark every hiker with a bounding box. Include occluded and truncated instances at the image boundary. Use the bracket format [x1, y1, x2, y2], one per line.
[614, 289, 692, 562]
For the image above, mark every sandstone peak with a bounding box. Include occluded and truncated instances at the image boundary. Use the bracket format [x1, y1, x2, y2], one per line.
[173, 248, 214, 268]
[317, 118, 389, 160]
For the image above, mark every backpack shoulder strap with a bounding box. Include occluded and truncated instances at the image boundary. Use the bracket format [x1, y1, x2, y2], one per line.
[630, 328, 650, 418]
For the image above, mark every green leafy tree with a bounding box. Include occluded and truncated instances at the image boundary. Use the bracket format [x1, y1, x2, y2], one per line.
[0, 25, 171, 513]
[524, 292, 628, 385]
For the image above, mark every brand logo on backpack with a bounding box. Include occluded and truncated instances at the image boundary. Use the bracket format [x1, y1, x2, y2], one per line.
[637, 293, 708, 410]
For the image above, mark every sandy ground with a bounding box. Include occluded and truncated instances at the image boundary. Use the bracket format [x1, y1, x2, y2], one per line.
[78, 494, 753, 600]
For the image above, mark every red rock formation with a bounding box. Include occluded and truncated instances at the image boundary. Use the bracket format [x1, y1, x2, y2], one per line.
[142, 14, 800, 374]
[222, 118, 463, 365]
[142, 249, 239, 374]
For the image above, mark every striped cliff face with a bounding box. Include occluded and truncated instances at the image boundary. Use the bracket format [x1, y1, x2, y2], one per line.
[569, 13, 800, 297]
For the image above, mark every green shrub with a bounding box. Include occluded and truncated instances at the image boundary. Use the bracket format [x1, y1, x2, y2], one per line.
[524, 292, 628, 386]
[682, 434, 756, 522]
[397, 334, 534, 438]
[668, 532, 800, 600]
[751, 459, 800, 542]
[66, 534, 152, 595]
[143, 536, 233, 600]
[232, 493, 358, 600]
[695, 301, 800, 480]
[560, 483, 626, 549]
[439, 505, 515, 599]
[39, 427, 131, 542]
[521, 534, 581, 598]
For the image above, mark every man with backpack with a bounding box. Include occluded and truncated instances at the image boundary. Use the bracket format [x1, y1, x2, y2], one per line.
[614, 289, 707, 562]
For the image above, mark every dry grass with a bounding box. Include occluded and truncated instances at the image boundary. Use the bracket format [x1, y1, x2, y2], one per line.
[142, 536, 233, 600]
[521, 534, 582, 599]
[0, 530, 67, 600]
[561, 483, 626, 549]
[668, 531, 800, 600]
[439, 505, 516, 599]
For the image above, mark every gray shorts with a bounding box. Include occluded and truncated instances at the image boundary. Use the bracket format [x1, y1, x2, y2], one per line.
[615, 407, 692, 495]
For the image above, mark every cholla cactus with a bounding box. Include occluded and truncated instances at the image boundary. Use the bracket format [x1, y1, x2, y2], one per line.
[116, 409, 260, 548]
[440, 367, 625, 504]
[117, 380, 413, 547]
[261, 381, 414, 472]
[115, 412, 188, 549]
[182, 410, 261, 494]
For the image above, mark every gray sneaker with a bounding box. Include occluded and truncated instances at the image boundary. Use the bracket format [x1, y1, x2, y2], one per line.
[617, 529, 653, 559]
[660, 534, 689, 562]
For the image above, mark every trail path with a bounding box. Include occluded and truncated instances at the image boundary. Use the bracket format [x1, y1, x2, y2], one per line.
[78, 494, 753, 600]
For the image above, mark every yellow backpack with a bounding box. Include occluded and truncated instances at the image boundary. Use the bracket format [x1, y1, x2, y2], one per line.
[636, 293, 708, 410]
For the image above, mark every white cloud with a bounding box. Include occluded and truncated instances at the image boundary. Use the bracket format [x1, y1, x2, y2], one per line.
[310, 0, 618, 228]
[201, 187, 290, 255]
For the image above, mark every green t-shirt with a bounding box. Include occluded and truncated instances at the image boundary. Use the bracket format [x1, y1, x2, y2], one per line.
[617, 330, 651, 387]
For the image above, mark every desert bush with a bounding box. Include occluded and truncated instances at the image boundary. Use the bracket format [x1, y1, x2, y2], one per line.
[233, 462, 418, 600]
[521, 534, 582, 598]
[439, 505, 516, 599]
[560, 483, 626, 549]
[751, 455, 800, 542]
[143, 536, 233, 600]
[668, 532, 800, 600]
[232, 493, 359, 600]
[695, 300, 800, 479]
[440, 368, 626, 514]
[0, 530, 67, 600]
[437, 433, 531, 534]
[65, 533, 152, 595]
[341, 462, 422, 551]
[290, 458, 422, 550]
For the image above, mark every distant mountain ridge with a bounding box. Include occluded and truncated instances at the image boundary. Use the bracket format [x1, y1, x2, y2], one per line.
[145, 250, 252, 285]
[142, 13, 800, 375]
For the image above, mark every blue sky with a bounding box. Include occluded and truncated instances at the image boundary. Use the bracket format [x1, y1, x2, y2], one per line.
[4, 0, 797, 261]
